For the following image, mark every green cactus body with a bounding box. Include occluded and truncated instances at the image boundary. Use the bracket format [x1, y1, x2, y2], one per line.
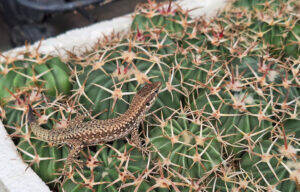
[0, 57, 71, 103]
[230, 0, 300, 58]
[131, 8, 186, 37]
[241, 140, 296, 191]
[1, 0, 299, 191]
[72, 34, 186, 118]
[191, 93, 272, 154]
[62, 142, 149, 191]
[18, 140, 67, 184]
[150, 117, 223, 179]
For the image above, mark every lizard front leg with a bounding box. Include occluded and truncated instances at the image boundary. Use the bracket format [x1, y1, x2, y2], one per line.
[129, 110, 149, 149]
[131, 127, 142, 148]
[130, 127, 149, 157]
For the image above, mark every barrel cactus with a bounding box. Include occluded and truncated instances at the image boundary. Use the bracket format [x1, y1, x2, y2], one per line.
[225, 0, 299, 58]
[0, 56, 71, 102]
[0, 0, 299, 191]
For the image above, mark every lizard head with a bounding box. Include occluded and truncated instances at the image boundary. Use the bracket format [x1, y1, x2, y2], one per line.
[134, 81, 162, 112]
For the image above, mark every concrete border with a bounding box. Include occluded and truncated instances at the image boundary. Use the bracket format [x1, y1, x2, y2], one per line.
[0, 121, 51, 192]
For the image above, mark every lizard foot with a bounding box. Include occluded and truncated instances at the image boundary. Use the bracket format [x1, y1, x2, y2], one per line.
[61, 158, 84, 176]
[127, 138, 149, 158]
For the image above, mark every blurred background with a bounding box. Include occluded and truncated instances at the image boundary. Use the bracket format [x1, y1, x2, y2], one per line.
[0, 0, 160, 52]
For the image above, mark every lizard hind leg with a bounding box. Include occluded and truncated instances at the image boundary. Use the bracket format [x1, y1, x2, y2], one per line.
[67, 114, 87, 129]
[63, 141, 84, 175]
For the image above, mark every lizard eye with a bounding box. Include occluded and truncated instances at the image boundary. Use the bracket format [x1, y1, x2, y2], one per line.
[155, 89, 159, 93]
[146, 101, 151, 106]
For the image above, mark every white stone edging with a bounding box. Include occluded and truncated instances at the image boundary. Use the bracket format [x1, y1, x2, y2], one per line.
[0, 121, 51, 192]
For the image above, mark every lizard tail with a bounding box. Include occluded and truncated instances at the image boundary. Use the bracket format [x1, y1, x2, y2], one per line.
[28, 104, 51, 141]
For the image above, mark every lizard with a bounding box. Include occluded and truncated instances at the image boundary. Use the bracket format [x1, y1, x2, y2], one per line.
[27, 81, 161, 174]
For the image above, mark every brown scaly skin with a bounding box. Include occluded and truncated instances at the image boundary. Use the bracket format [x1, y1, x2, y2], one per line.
[28, 82, 162, 174]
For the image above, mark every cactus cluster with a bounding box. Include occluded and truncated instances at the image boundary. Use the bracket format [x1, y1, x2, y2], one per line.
[0, 0, 299, 191]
